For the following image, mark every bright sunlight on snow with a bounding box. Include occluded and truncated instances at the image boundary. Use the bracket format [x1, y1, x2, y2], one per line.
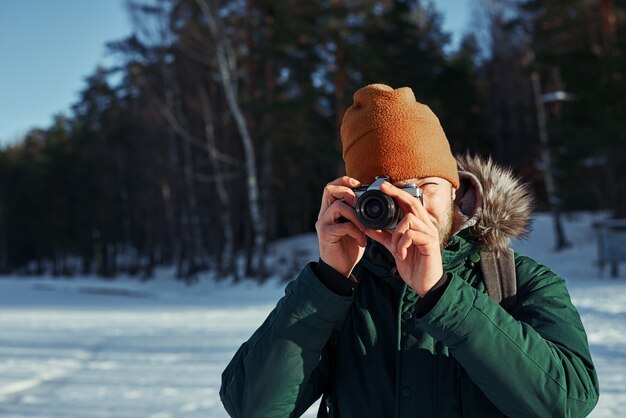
[0, 213, 623, 417]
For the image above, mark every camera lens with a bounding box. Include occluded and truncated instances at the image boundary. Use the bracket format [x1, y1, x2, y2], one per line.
[364, 199, 383, 219]
[355, 190, 397, 229]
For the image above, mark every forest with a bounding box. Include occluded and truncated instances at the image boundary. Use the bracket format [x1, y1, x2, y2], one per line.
[0, 0, 624, 280]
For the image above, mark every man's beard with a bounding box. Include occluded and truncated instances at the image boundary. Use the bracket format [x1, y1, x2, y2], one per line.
[437, 198, 455, 248]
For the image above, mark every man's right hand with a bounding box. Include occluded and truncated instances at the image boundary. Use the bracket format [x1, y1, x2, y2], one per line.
[315, 176, 367, 278]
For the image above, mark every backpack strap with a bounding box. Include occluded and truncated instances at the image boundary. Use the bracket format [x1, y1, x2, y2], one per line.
[479, 247, 517, 311]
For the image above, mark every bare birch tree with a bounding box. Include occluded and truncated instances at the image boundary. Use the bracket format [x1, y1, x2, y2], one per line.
[195, 0, 267, 276]
[199, 85, 238, 280]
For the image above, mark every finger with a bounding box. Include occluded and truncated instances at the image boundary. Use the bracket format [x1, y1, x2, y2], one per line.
[379, 182, 424, 217]
[319, 186, 355, 219]
[318, 177, 361, 218]
[322, 222, 367, 247]
[319, 200, 364, 231]
[327, 185, 359, 208]
[390, 213, 433, 254]
[396, 229, 434, 259]
[328, 176, 361, 188]
[379, 182, 436, 233]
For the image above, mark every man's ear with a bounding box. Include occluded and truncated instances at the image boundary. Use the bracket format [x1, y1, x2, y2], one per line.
[454, 171, 483, 218]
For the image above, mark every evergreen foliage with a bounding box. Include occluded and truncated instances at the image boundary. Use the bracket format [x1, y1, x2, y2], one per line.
[0, 0, 624, 278]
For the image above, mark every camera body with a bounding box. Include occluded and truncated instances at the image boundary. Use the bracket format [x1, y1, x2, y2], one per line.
[353, 176, 423, 230]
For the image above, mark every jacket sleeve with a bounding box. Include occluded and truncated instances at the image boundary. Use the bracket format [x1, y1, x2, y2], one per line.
[220, 263, 353, 418]
[415, 255, 599, 418]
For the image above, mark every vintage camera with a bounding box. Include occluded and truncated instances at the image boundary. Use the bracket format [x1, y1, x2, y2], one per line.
[353, 176, 423, 230]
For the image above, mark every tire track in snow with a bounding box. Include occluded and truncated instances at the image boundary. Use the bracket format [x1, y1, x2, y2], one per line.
[0, 337, 106, 402]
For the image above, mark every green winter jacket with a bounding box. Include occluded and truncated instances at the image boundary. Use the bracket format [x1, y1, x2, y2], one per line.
[220, 156, 599, 417]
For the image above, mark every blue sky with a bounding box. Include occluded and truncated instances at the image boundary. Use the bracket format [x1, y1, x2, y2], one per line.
[0, 0, 131, 146]
[0, 0, 471, 147]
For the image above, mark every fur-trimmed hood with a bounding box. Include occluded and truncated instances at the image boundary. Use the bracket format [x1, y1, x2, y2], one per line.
[452, 154, 534, 253]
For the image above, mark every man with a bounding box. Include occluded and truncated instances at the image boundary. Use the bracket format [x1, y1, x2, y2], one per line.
[220, 84, 599, 417]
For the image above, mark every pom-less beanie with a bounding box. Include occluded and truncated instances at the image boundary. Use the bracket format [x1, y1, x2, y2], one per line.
[340, 83, 460, 188]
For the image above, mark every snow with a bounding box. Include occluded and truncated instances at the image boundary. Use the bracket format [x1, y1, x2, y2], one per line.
[0, 212, 623, 417]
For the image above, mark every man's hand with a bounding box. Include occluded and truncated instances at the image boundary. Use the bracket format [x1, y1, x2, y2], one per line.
[365, 182, 444, 297]
[315, 176, 367, 278]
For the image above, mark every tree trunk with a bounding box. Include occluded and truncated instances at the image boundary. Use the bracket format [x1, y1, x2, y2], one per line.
[196, 0, 267, 277]
[259, 9, 276, 279]
[117, 159, 133, 274]
[0, 198, 7, 273]
[530, 69, 570, 250]
[159, 59, 205, 278]
[600, 0, 616, 54]
[161, 181, 180, 265]
[143, 214, 155, 279]
[334, 4, 347, 177]
[199, 85, 238, 280]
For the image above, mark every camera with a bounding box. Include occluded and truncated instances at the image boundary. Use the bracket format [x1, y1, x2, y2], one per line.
[353, 176, 423, 230]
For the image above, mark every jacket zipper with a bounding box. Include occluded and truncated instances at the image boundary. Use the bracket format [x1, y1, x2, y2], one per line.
[395, 284, 407, 418]
[456, 362, 465, 417]
[434, 341, 439, 418]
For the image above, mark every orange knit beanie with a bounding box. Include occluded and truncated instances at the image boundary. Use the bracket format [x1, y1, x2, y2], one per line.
[340, 83, 459, 188]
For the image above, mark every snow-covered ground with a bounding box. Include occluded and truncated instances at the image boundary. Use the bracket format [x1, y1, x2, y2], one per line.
[0, 212, 623, 417]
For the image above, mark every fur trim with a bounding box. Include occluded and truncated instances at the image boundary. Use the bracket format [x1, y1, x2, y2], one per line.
[456, 154, 534, 252]
[452, 170, 484, 236]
